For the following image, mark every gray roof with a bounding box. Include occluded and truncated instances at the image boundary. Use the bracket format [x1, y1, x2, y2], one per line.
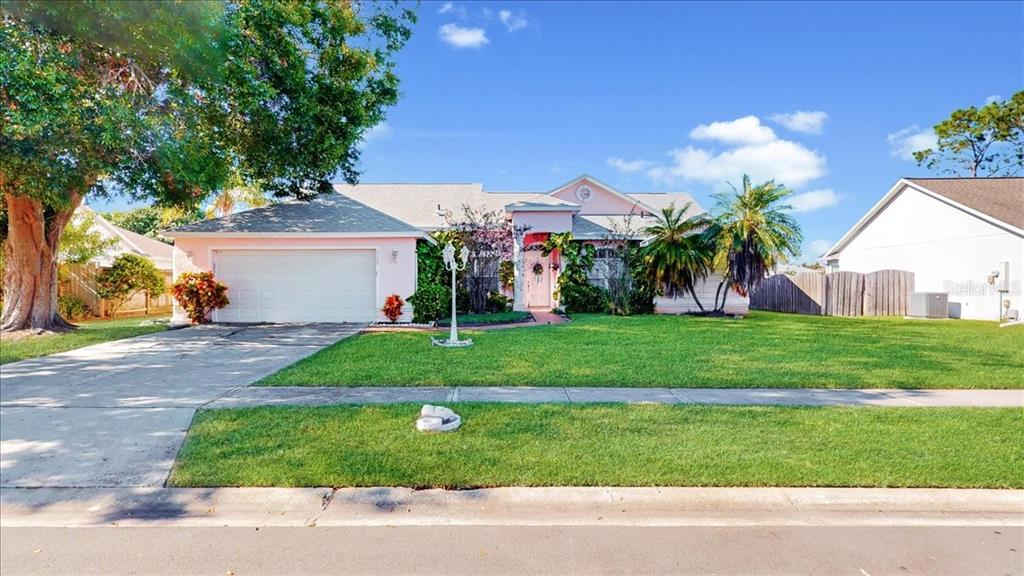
[907, 178, 1024, 229]
[165, 193, 424, 236]
[571, 216, 612, 239]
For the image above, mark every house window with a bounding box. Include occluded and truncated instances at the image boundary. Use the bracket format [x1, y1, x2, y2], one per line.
[589, 247, 626, 289]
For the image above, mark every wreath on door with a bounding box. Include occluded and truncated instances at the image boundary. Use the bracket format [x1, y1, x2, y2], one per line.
[532, 262, 544, 280]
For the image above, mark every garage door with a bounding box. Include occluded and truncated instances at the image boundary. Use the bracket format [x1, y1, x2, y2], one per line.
[214, 249, 377, 323]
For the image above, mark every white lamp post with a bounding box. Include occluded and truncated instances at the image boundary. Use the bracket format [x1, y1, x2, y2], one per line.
[431, 242, 473, 348]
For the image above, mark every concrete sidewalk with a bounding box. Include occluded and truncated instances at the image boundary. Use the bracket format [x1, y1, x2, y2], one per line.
[206, 386, 1024, 408]
[3, 486, 1022, 528]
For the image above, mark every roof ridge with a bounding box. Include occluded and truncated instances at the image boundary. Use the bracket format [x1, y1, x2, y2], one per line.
[906, 176, 1024, 180]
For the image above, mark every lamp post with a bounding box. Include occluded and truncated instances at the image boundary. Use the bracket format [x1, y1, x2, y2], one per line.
[431, 242, 473, 347]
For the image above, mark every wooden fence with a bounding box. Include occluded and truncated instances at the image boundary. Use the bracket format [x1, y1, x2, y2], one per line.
[61, 262, 174, 318]
[750, 270, 914, 317]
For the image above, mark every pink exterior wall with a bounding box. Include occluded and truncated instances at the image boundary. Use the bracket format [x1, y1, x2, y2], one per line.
[551, 178, 643, 215]
[171, 235, 419, 322]
[512, 211, 573, 234]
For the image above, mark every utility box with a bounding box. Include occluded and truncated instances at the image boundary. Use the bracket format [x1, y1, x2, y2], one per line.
[908, 292, 949, 319]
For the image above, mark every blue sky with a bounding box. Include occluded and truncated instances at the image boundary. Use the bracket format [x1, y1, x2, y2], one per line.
[95, 1, 1023, 260]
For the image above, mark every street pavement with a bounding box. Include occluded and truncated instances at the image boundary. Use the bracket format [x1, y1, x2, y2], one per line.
[3, 525, 1020, 575]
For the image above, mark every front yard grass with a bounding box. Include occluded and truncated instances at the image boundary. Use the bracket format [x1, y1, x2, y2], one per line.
[258, 312, 1024, 388]
[169, 404, 1024, 488]
[0, 314, 169, 364]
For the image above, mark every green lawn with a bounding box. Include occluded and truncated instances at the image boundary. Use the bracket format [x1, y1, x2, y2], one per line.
[0, 315, 170, 364]
[169, 404, 1024, 488]
[258, 312, 1024, 388]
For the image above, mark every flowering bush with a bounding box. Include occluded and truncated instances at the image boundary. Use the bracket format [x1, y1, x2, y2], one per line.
[171, 271, 229, 324]
[382, 293, 404, 323]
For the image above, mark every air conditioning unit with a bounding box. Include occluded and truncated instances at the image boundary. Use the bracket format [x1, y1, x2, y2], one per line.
[908, 292, 949, 319]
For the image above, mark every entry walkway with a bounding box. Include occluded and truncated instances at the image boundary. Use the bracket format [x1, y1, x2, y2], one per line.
[207, 386, 1024, 408]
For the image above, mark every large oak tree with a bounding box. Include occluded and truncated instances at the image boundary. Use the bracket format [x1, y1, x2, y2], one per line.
[1, 0, 414, 331]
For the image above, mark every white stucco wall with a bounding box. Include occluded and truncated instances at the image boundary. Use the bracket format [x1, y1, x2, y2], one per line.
[655, 273, 749, 315]
[831, 186, 1023, 321]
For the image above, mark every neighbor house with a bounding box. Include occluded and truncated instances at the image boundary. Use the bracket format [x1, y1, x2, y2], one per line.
[62, 206, 176, 317]
[164, 175, 747, 323]
[824, 177, 1023, 321]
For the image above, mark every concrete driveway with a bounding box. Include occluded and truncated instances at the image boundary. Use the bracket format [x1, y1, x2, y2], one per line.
[0, 324, 360, 488]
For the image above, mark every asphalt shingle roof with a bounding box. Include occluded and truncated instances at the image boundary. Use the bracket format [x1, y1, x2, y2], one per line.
[166, 194, 424, 235]
[907, 177, 1024, 229]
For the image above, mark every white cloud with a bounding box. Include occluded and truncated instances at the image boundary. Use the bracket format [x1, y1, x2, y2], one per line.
[648, 139, 827, 189]
[438, 2, 467, 17]
[499, 10, 528, 32]
[887, 125, 937, 160]
[788, 188, 840, 213]
[689, 115, 777, 146]
[607, 157, 653, 174]
[807, 239, 834, 258]
[439, 23, 488, 48]
[362, 121, 393, 143]
[770, 111, 828, 135]
[985, 94, 1002, 105]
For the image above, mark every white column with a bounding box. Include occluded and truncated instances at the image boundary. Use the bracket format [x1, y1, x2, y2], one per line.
[512, 229, 526, 312]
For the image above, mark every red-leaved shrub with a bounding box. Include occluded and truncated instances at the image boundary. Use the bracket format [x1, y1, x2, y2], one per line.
[171, 271, 229, 324]
[382, 294, 404, 323]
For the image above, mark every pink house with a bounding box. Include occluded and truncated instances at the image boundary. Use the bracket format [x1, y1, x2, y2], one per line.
[164, 174, 748, 323]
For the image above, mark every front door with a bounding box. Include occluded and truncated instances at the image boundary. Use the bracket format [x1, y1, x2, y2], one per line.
[524, 244, 551, 309]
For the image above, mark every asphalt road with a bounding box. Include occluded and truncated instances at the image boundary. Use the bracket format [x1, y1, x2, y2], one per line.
[2, 525, 1021, 575]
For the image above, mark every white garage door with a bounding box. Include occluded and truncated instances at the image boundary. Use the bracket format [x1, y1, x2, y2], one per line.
[214, 249, 377, 323]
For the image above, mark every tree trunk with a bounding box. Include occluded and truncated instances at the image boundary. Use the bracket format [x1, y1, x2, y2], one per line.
[1, 192, 83, 332]
[686, 284, 705, 312]
[712, 280, 726, 312]
[718, 283, 729, 313]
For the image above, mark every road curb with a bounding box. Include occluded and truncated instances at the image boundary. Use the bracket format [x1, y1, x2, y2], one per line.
[3, 486, 1022, 528]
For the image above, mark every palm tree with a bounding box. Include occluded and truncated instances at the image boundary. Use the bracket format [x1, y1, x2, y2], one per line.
[204, 172, 270, 219]
[641, 203, 716, 311]
[712, 174, 802, 310]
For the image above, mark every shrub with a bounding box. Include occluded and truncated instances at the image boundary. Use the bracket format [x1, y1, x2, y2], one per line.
[96, 253, 166, 317]
[609, 263, 657, 316]
[486, 290, 512, 313]
[381, 294, 404, 323]
[171, 271, 229, 324]
[408, 283, 449, 323]
[498, 260, 514, 292]
[58, 295, 92, 321]
[625, 283, 657, 315]
[416, 240, 449, 286]
[560, 283, 608, 313]
[456, 285, 472, 313]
